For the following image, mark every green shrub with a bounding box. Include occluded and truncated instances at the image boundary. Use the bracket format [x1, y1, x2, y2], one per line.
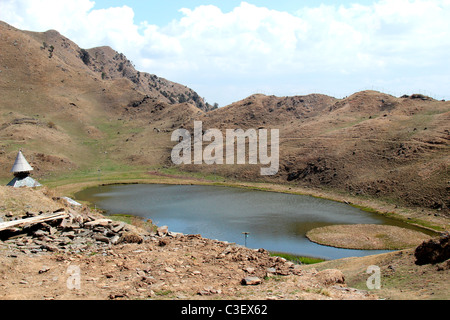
[79, 49, 90, 65]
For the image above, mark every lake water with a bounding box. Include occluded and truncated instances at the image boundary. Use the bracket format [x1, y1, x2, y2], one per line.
[75, 184, 427, 260]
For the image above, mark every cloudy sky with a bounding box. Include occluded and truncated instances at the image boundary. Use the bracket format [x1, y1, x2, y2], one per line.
[1, 0, 449, 106]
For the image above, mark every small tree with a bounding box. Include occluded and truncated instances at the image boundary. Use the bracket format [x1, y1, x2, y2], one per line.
[47, 121, 56, 129]
[79, 49, 90, 65]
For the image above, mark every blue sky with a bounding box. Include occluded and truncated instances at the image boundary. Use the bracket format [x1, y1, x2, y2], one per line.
[1, 0, 449, 106]
[92, 1, 376, 26]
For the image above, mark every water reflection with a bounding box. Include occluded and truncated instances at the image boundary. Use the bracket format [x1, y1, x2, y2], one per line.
[75, 184, 425, 260]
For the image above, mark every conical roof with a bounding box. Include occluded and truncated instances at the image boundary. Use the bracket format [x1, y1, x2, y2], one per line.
[10, 151, 33, 173]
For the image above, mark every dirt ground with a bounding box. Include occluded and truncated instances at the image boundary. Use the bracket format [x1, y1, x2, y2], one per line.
[304, 248, 450, 300]
[0, 234, 377, 301]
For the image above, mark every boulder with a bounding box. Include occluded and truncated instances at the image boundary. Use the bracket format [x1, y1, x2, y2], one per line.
[243, 267, 255, 274]
[157, 226, 169, 237]
[158, 239, 169, 247]
[93, 234, 110, 244]
[241, 277, 262, 286]
[266, 267, 276, 274]
[39, 266, 50, 274]
[41, 244, 59, 252]
[415, 232, 450, 265]
[165, 267, 176, 273]
[111, 222, 125, 233]
[118, 232, 144, 244]
[84, 219, 112, 228]
[315, 269, 345, 286]
[111, 235, 121, 245]
[33, 229, 48, 238]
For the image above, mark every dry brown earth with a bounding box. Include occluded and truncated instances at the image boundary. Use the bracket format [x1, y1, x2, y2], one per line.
[0, 236, 377, 301]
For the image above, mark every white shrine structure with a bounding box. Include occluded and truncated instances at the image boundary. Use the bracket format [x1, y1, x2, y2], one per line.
[7, 151, 42, 188]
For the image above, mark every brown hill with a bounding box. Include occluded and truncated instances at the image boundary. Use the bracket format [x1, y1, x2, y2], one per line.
[0, 21, 206, 177]
[182, 91, 449, 213]
[0, 21, 449, 216]
[20, 25, 214, 112]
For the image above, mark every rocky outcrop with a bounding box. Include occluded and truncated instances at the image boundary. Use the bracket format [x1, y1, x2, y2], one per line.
[415, 232, 450, 265]
[0, 209, 150, 255]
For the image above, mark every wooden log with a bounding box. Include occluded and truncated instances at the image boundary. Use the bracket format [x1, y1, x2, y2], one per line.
[0, 212, 69, 232]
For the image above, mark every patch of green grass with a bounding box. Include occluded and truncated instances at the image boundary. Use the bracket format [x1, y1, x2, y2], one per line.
[404, 217, 445, 232]
[107, 213, 138, 224]
[41, 165, 151, 187]
[349, 203, 379, 214]
[304, 287, 331, 296]
[270, 252, 325, 265]
[107, 213, 157, 233]
[154, 290, 173, 297]
[3, 141, 26, 153]
[265, 274, 284, 282]
[159, 167, 226, 182]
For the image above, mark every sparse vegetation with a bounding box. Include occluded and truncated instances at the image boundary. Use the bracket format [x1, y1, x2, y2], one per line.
[46, 121, 56, 129]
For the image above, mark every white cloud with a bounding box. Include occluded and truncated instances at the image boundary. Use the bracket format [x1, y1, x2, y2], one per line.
[1, 0, 449, 105]
[0, 0, 144, 55]
[159, 3, 309, 75]
[0, 0, 95, 35]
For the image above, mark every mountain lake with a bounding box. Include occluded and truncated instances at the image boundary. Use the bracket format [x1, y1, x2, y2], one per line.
[75, 184, 432, 260]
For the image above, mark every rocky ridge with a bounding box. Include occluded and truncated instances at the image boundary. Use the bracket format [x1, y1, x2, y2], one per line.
[19, 23, 214, 112]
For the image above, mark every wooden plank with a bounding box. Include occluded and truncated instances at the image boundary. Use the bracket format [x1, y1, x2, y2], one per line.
[0, 212, 68, 232]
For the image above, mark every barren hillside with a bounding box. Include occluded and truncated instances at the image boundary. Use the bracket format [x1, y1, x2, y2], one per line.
[184, 91, 449, 213]
[0, 21, 206, 179]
